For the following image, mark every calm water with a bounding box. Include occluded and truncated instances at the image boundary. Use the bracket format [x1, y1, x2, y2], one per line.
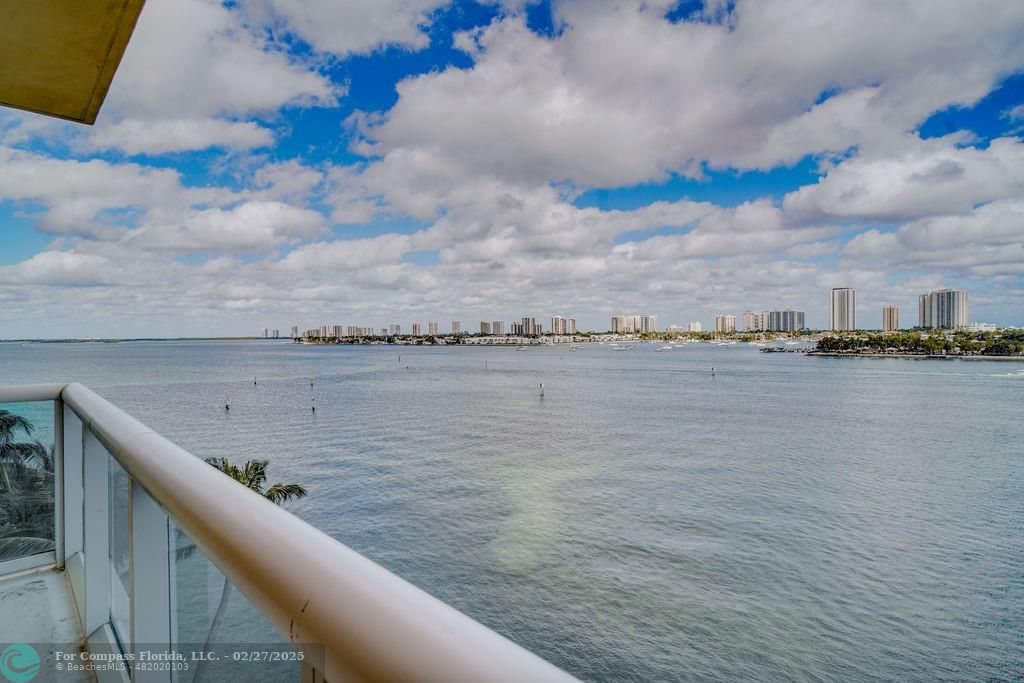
[1, 340, 1022, 681]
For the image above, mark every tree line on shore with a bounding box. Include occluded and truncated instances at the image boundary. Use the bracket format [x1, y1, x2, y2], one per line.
[815, 329, 1024, 355]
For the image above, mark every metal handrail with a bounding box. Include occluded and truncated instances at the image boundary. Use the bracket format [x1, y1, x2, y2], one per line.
[49, 383, 575, 682]
[0, 383, 65, 403]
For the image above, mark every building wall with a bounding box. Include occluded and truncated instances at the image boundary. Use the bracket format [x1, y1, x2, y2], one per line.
[611, 314, 656, 333]
[919, 289, 968, 329]
[882, 306, 899, 332]
[830, 288, 856, 331]
[715, 315, 736, 333]
[766, 310, 805, 332]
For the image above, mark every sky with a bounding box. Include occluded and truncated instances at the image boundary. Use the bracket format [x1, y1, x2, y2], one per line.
[1, 0, 1023, 338]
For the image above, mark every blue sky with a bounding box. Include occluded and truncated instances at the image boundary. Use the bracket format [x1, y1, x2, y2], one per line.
[1, 0, 1023, 337]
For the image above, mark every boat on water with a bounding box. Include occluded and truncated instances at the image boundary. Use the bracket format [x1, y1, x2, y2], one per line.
[656, 345, 673, 351]
[516, 346, 527, 351]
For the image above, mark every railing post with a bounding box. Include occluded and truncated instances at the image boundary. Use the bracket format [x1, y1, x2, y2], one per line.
[129, 479, 172, 682]
[82, 428, 111, 636]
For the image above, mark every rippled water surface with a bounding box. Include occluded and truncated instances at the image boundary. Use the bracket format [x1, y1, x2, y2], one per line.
[2, 340, 1022, 681]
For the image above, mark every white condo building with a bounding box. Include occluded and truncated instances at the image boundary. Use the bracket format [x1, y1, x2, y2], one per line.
[516, 317, 540, 335]
[714, 314, 736, 333]
[611, 314, 657, 333]
[767, 310, 805, 332]
[830, 288, 856, 331]
[451, 321, 461, 334]
[883, 305, 900, 332]
[918, 289, 968, 329]
[428, 322, 439, 335]
[688, 321, 702, 332]
[741, 311, 769, 332]
[548, 316, 576, 335]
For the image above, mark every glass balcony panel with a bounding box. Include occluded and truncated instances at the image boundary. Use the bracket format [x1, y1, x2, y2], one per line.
[169, 521, 300, 682]
[0, 401, 55, 564]
[109, 455, 131, 652]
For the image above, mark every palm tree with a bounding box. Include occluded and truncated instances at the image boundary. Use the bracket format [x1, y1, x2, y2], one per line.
[189, 457, 306, 682]
[203, 457, 307, 506]
[0, 409, 55, 561]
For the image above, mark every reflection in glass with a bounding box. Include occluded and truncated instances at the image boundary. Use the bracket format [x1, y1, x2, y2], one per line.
[0, 402, 56, 562]
[170, 522, 299, 682]
[109, 456, 131, 653]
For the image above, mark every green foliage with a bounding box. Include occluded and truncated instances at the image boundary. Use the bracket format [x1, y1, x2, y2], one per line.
[0, 410, 55, 561]
[204, 457, 308, 505]
[815, 330, 1024, 355]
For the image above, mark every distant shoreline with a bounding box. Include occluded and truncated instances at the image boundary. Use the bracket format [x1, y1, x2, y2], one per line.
[808, 351, 1024, 361]
[0, 337, 272, 344]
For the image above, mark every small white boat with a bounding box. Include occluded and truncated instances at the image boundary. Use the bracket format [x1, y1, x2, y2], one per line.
[516, 346, 527, 351]
[656, 345, 673, 351]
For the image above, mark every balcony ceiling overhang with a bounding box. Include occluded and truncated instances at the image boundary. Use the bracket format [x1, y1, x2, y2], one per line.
[0, 0, 145, 125]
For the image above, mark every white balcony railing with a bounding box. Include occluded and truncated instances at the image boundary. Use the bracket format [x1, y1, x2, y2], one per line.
[0, 383, 576, 682]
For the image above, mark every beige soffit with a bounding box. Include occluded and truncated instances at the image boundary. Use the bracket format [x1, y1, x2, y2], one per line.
[0, 0, 146, 125]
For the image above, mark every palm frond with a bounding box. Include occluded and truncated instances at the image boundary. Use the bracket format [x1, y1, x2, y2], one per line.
[0, 536, 54, 562]
[240, 459, 269, 491]
[204, 456, 242, 482]
[175, 543, 198, 562]
[205, 456, 307, 505]
[0, 441, 52, 469]
[0, 490, 55, 517]
[0, 411, 34, 444]
[263, 482, 308, 505]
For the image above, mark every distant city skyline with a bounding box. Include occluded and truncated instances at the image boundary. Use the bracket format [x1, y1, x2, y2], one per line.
[276, 285, 984, 339]
[2, 2, 1022, 338]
